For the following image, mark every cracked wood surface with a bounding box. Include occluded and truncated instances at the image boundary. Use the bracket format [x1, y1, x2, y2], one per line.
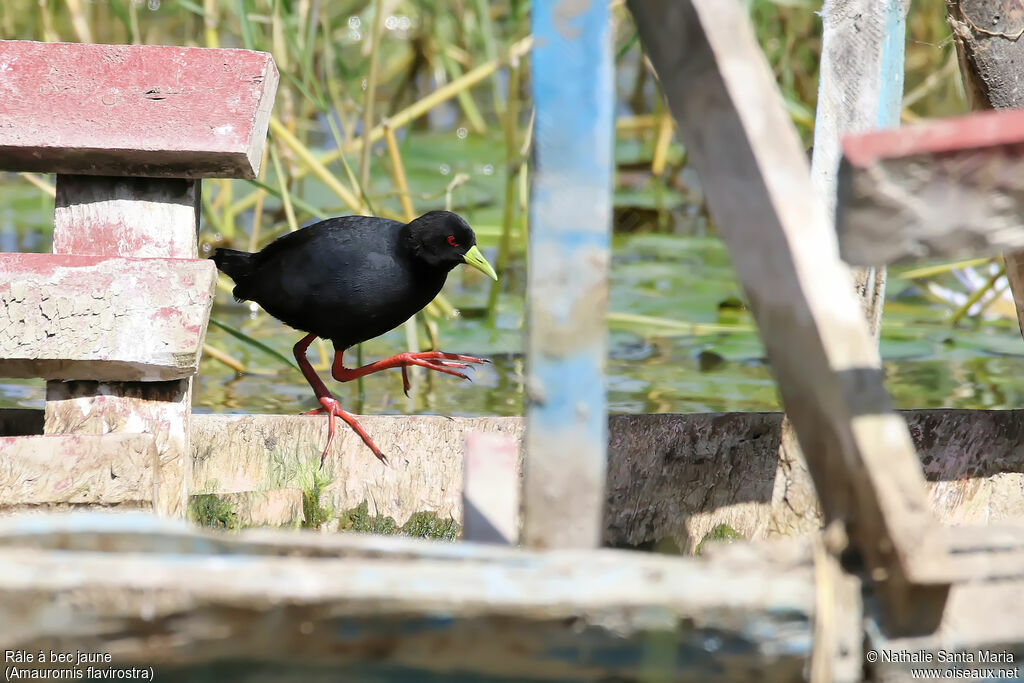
[0, 433, 157, 509]
[0, 253, 216, 381]
[0, 40, 278, 178]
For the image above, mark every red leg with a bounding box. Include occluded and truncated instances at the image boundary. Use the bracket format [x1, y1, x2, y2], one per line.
[331, 349, 490, 397]
[293, 333, 386, 467]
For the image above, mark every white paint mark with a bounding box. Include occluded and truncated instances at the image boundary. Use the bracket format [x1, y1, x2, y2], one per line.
[213, 124, 234, 136]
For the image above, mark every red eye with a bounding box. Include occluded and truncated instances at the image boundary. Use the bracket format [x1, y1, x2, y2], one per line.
[447, 235, 459, 247]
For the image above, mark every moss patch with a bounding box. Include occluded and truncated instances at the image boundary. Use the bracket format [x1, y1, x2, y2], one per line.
[695, 523, 744, 555]
[402, 511, 460, 541]
[301, 469, 333, 529]
[337, 501, 460, 540]
[188, 494, 240, 531]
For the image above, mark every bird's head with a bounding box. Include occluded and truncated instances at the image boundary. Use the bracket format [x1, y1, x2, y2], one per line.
[407, 210, 498, 281]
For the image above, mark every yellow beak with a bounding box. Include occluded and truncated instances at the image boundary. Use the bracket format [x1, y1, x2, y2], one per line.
[463, 244, 498, 281]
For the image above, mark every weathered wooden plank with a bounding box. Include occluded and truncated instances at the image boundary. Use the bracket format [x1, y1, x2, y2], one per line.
[837, 109, 1024, 266]
[812, 0, 908, 336]
[55, 175, 199, 258]
[778, 2, 909, 601]
[947, 1, 1024, 345]
[0, 434, 157, 509]
[462, 431, 519, 544]
[45, 380, 191, 519]
[524, 0, 613, 550]
[0, 513, 818, 681]
[6, 512, 1024, 680]
[0, 253, 216, 381]
[0, 40, 278, 178]
[44, 174, 211, 520]
[190, 414, 522, 532]
[627, 0, 950, 630]
[184, 410, 1024, 554]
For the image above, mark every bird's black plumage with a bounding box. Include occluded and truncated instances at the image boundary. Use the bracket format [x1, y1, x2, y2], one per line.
[211, 209, 496, 467]
[213, 210, 480, 350]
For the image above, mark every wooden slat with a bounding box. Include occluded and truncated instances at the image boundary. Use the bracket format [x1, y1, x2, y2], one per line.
[812, 0, 908, 336]
[776, 0, 910, 590]
[55, 175, 199, 258]
[4, 512, 1024, 680]
[0, 253, 216, 381]
[462, 431, 519, 544]
[43, 174, 211, 519]
[627, 0, 950, 630]
[837, 108, 1024, 266]
[0, 512, 818, 681]
[0, 434, 157, 509]
[188, 410, 1024, 558]
[0, 40, 278, 178]
[523, 0, 613, 550]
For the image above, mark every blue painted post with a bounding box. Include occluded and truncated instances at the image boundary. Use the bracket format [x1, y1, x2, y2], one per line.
[522, 0, 614, 549]
[877, 0, 907, 130]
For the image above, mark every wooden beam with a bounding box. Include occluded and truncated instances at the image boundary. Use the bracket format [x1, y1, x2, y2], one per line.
[186, 411, 1024, 550]
[0, 40, 278, 178]
[627, 0, 949, 631]
[0, 434, 157, 509]
[43, 175, 211, 519]
[0, 253, 216, 381]
[523, 0, 614, 550]
[778, 1, 910, 606]
[0, 512, 820, 681]
[3, 512, 1024, 679]
[837, 108, 1024, 266]
[55, 175, 200, 257]
[46, 380, 192, 518]
[812, 0, 908, 336]
[947, 1, 1024, 344]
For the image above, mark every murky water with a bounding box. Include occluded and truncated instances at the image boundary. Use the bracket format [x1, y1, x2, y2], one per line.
[5, 215, 1024, 418]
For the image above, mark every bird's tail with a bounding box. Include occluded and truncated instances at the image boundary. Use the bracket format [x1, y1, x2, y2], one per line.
[211, 248, 253, 281]
[211, 248, 254, 301]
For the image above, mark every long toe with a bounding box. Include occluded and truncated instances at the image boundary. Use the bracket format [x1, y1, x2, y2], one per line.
[408, 357, 470, 381]
[408, 351, 490, 365]
[303, 394, 385, 466]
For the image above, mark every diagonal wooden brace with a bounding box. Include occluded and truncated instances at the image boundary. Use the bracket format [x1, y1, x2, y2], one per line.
[628, 0, 952, 633]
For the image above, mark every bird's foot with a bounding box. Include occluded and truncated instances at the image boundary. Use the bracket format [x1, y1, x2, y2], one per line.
[303, 395, 387, 468]
[395, 351, 490, 396]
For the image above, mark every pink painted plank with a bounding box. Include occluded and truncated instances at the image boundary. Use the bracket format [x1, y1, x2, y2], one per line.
[0, 253, 216, 381]
[0, 40, 278, 178]
[837, 110, 1024, 265]
[54, 176, 199, 258]
[842, 108, 1024, 167]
